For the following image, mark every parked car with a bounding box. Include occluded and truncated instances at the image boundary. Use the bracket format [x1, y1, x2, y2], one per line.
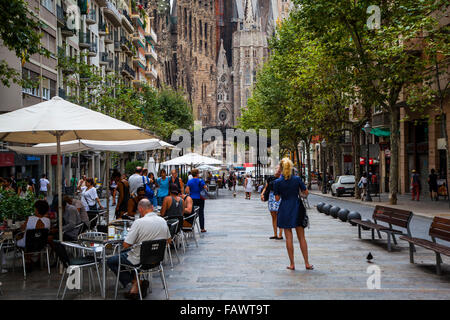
[331, 175, 355, 197]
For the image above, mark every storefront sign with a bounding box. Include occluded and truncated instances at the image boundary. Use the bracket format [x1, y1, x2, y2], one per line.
[26, 156, 40, 161]
[0, 153, 14, 167]
[360, 157, 365, 165]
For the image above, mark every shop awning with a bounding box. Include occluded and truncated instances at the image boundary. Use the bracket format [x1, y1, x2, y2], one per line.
[362, 127, 390, 137]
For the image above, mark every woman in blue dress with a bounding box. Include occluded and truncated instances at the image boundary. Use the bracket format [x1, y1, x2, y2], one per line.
[274, 158, 313, 271]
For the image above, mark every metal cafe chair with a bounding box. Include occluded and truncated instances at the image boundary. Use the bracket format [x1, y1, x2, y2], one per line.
[182, 211, 199, 248]
[14, 229, 50, 280]
[114, 239, 169, 300]
[165, 219, 180, 269]
[53, 240, 102, 300]
[192, 205, 201, 234]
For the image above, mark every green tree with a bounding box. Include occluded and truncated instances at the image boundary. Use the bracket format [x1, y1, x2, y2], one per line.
[0, 0, 50, 86]
[141, 85, 193, 140]
[295, 0, 448, 204]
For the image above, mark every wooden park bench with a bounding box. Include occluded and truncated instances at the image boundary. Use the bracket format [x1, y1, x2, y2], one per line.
[350, 205, 414, 252]
[400, 216, 450, 275]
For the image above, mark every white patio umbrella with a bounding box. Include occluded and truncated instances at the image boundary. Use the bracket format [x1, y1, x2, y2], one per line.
[197, 164, 220, 172]
[8, 138, 175, 154]
[161, 152, 222, 167]
[0, 96, 154, 243]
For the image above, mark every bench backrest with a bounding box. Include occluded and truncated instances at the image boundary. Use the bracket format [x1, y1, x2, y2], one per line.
[429, 216, 450, 242]
[373, 205, 413, 228]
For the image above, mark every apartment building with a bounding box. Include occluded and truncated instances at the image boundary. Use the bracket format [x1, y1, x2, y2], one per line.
[0, 0, 161, 184]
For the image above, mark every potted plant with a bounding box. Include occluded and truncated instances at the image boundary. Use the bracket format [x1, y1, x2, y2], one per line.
[0, 188, 35, 224]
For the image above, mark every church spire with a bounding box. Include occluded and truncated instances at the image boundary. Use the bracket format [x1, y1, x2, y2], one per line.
[244, 0, 256, 29]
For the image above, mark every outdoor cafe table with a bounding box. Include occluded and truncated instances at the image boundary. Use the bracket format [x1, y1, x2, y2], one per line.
[78, 233, 126, 299]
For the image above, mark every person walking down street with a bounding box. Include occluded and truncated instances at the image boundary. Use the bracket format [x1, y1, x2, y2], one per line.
[274, 158, 313, 271]
[358, 173, 368, 201]
[411, 169, 421, 201]
[112, 171, 130, 219]
[39, 174, 50, 201]
[428, 169, 439, 201]
[128, 167, 144, 198]
[261, 165, 283, 240]
[81, 178, 104, 211]
[244, 174, 253, 200]
[185, 169, 208, 233]
[156, 169, 170, 208]
[77, 175, 87, 193]
[69, 175, 78, 195]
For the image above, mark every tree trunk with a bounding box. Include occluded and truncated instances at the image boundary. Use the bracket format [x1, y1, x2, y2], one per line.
[353, 124, 362, 199]
[306, 140, 312, 190]
[440, 112, 450, 208]
[389, 106, 400, 205]
[294, 143, 302, 175]
[332, 142, 339, 181]
[334, 138, 343, 178]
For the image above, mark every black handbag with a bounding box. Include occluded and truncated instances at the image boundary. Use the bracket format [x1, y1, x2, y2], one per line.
[298, 196, 309, 228]
[263, 187, 270, 202]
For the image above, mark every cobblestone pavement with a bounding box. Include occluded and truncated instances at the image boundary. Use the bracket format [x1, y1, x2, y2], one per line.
[1, 187, 450, 300]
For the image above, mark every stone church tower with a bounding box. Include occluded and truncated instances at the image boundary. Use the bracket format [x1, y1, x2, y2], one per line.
[216, 39, 233, 127]
[231, 0, 270, 126]
[173, 0, 217, 127]
[147, 0, 293, 128]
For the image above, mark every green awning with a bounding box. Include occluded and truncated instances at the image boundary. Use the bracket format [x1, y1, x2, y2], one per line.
[370, 128, 390, 137]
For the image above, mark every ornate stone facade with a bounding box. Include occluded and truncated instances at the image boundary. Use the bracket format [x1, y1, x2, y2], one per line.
[149, 0, 292, 127]
[173, 0, 217, 127]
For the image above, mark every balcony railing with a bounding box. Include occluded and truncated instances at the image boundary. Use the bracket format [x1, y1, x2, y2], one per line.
[79, 32, 91, 47]
[100, 52, 113, 64]
[120, 36, 133, 52]
[56, 5, 65, 24]
[104, 1, 122, 26]
[121, 62, 135, 78]
[123, 10, 132, 24]
[88, 42, 97, 56]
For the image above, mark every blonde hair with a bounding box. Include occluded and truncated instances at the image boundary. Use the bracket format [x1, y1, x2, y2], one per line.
[280, 158, 294, 180]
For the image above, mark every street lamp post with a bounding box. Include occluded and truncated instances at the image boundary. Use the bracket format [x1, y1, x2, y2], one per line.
[363, 122, 373, 202]
[321, 139, 327, 194]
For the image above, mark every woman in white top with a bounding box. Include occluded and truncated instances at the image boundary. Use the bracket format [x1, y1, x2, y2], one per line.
[244, 174, 254, 200]
[81, 178, 104, 211]
[16, 200, 51, 248]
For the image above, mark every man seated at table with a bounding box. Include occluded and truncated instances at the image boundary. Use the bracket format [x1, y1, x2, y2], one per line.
[159, 184, 184, 219]
[124, 187, 147, 219]
[61, 198, 82, 241]
[107, 198, 170, 300]
[64, 195, 89, 227]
